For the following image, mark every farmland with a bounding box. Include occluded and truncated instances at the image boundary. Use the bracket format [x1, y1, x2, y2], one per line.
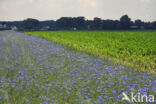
[26, 31, 156, 73]
[0, 30, 155, 104]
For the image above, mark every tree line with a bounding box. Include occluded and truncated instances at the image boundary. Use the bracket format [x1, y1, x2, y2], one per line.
[0, 15, 156, 30]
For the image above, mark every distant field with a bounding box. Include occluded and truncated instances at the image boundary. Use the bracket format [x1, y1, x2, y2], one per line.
[25, 31, 156, 73]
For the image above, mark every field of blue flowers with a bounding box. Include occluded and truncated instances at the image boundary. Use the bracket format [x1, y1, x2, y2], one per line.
[0, 31, 155, 104]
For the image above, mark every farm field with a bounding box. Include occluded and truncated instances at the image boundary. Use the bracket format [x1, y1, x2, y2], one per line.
[26, 31, 156, 73]
[0, 30, 155, 104]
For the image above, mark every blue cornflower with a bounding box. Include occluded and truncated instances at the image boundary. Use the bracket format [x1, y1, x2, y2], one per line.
[120, 88, 124, 92]
[75, 99, 78, 102]
[80, 101, 83, 104]
[112, 90, 116, 94]
[36, 84, 39, 87]
[102, 91, 107, 95]
[14, 80, 18, 83]
[43, 102, 48, 104]
[20, 87, 22, 90]
[85, 96, 88, 99]
[143, 92, 147, 95]
[116, 95, 120, 99]
[0, 97, 2, 100]
[98, 96, 102, 99]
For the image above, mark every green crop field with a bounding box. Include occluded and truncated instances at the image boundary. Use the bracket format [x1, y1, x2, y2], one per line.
[25, 31, 156, 73]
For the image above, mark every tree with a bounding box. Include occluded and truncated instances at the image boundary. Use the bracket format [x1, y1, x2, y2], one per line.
[23, 18, 40, 30]
[120, 15, 131, 30]
[135, 19, 144, 29]
[1, 15, 156, 31]
[152, 21, 156, 29]
[102, 20, 120, 30]
[2, 22, 6, 25]
[74, 17, 86, 30]
[93, 17, 102, 30]
[40, 20, 55, 29]
[56, 17, 75, 30]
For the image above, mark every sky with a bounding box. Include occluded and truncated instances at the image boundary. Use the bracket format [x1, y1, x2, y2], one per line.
[0, 0, 155, 21]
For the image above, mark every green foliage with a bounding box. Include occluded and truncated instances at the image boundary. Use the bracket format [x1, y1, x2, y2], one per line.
[25, 31, 156, 73]
[23, 18, 40, 30]
[120, 15, 131, 30]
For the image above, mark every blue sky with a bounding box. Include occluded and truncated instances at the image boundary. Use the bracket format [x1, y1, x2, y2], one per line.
[0, 0, 155, 21]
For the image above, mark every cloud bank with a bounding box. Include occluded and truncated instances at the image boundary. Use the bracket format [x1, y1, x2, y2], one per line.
[0, 0, 155, 21]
